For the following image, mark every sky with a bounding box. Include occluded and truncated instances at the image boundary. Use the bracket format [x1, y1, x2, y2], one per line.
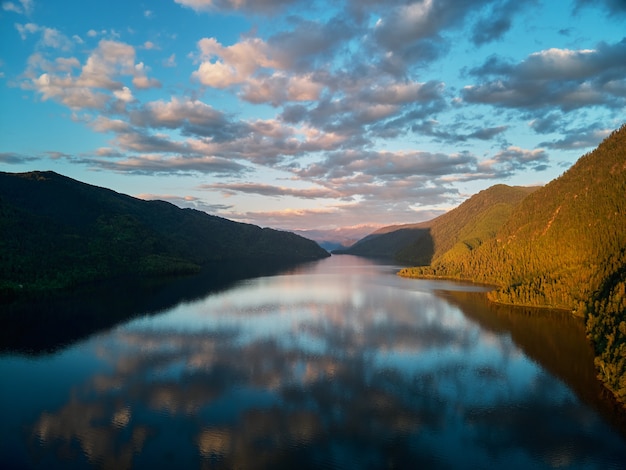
[1, 0, 625, 239]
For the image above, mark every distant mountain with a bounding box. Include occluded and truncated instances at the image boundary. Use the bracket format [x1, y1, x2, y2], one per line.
[400, 125, 626, 405]
[295, 225, 381, 251]
[336, 184, 537, 264]
[0, 171, 329, 297]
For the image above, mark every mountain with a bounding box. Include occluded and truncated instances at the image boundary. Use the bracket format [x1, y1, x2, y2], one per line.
[0, 171, 329, 297]
[336, 184, 537, 264]
[294, 225, 379, 252]
[400, 124, 626, 405]
[333, 221, 429, 260]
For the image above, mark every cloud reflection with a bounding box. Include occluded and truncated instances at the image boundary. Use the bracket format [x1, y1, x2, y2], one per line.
[24, 257, 626, 468]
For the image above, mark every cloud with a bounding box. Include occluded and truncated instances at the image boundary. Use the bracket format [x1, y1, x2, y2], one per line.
[112, 129, 189, 154]
[22, 39, 161, 110]
[31, 72, 111, 109]
[412, 120, 508, 143]
[132, 63, 161, 89]
[373, 0, 458, 49]
[15, 22, 38, 39]
[2, 0, 33, 15]
[575, 0, 626, 15]
[266, 16, 356, 72]
[477, 146, 549, 177]
[78, 40, 136, 89]
[463, 38, 626, 111]
[90, 116, 132, 134]
[205, 182, 343, 199]
[192, 36, 279, 90]
[367, 0, 517, 74]
[467, 125, 509, 140]
[15, 23, 74, 50]
[7, 0, 619, 233]
[87, 96, 351, 170]
[297, 149, 477, 181]
[539, 127, 611, 150]
[192, 36, 322, 105]
[163, 54, 176, 67]
[89, 154, 248, 176]
[240, 73, 323, 106]
[174, 0, 298, 14]
[0, 152, 39, 164]
[528, 112, 565, 134]
[130, 97, 248, 140]
[278, 79, 447, 143]
[231, 201, 449, 231]
[290, 143, 548, 190]
[470, 0, 533, 46]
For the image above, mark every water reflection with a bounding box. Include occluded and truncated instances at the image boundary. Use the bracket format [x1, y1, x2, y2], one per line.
[0, 259, 308, 354]
[2, 255, 625, 468]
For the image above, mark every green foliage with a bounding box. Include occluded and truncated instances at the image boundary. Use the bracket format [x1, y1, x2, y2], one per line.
[399, 125, 626, 405]
[0, 171, 329, 296]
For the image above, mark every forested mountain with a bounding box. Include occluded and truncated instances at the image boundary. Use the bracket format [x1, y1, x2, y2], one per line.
[336, 184, 536, 265]
[0, 171, 329, 296]
[400, 125, 626, 405]
[333, 220, 430, 260]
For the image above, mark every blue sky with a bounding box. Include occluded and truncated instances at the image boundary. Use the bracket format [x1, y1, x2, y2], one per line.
[1, 0, 624, 237]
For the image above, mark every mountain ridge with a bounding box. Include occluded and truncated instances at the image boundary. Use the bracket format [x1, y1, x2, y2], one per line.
[336, 184, 537, 264]
[0, 170, 329, 297]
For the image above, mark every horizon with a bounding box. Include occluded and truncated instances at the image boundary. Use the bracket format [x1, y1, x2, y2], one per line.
[1, 0, 624, 236]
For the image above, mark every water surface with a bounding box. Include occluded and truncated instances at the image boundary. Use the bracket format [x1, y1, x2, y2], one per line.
[1, 255, 625, 469]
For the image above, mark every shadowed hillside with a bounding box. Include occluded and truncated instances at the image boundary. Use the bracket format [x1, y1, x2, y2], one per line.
[336, 184, 536, 265]
[0, 171, 329, 297]
[333, 222, 432, 262]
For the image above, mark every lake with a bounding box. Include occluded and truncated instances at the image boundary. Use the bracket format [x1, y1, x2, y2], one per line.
[1, 254, 625, 469]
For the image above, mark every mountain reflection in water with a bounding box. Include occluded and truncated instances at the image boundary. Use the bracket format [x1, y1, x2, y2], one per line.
[1, 255, 625, 469]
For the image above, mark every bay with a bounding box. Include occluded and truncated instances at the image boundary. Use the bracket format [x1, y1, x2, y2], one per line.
[1, 254, 625, 469]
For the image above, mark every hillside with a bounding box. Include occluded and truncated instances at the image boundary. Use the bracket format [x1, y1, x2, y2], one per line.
[336, 184, 536, 264]
[0, 171, 329, 297]
[400, 125, 626, 404]
[333, 221, 430, 260]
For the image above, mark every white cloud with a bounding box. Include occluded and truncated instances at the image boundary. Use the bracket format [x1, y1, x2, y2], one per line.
[174, 0, 295, 14]
[193, 37, 279, 87]
[163, 54, 177, 67]
[32, 72, 110, 109]
[22, 39, 160, 110]
[193, 36, 323, 105]
[15, 23, 74, 50]
[113, 86, 134, 102]
[193, 59, 238, 88]
[15, 22, 39, 40]
[2, 0, 33, 15]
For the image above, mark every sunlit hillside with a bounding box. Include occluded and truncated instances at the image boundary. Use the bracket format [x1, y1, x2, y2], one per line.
[400, 125, 626, 404]
[337, 184, 536, 265]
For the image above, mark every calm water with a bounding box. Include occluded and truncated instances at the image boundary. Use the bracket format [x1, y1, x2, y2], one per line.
[1, 255, 625, 469]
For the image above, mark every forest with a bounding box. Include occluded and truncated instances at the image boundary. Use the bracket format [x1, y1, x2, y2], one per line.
[0, 171, 329, 299]
[395, 125, 626, 405]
